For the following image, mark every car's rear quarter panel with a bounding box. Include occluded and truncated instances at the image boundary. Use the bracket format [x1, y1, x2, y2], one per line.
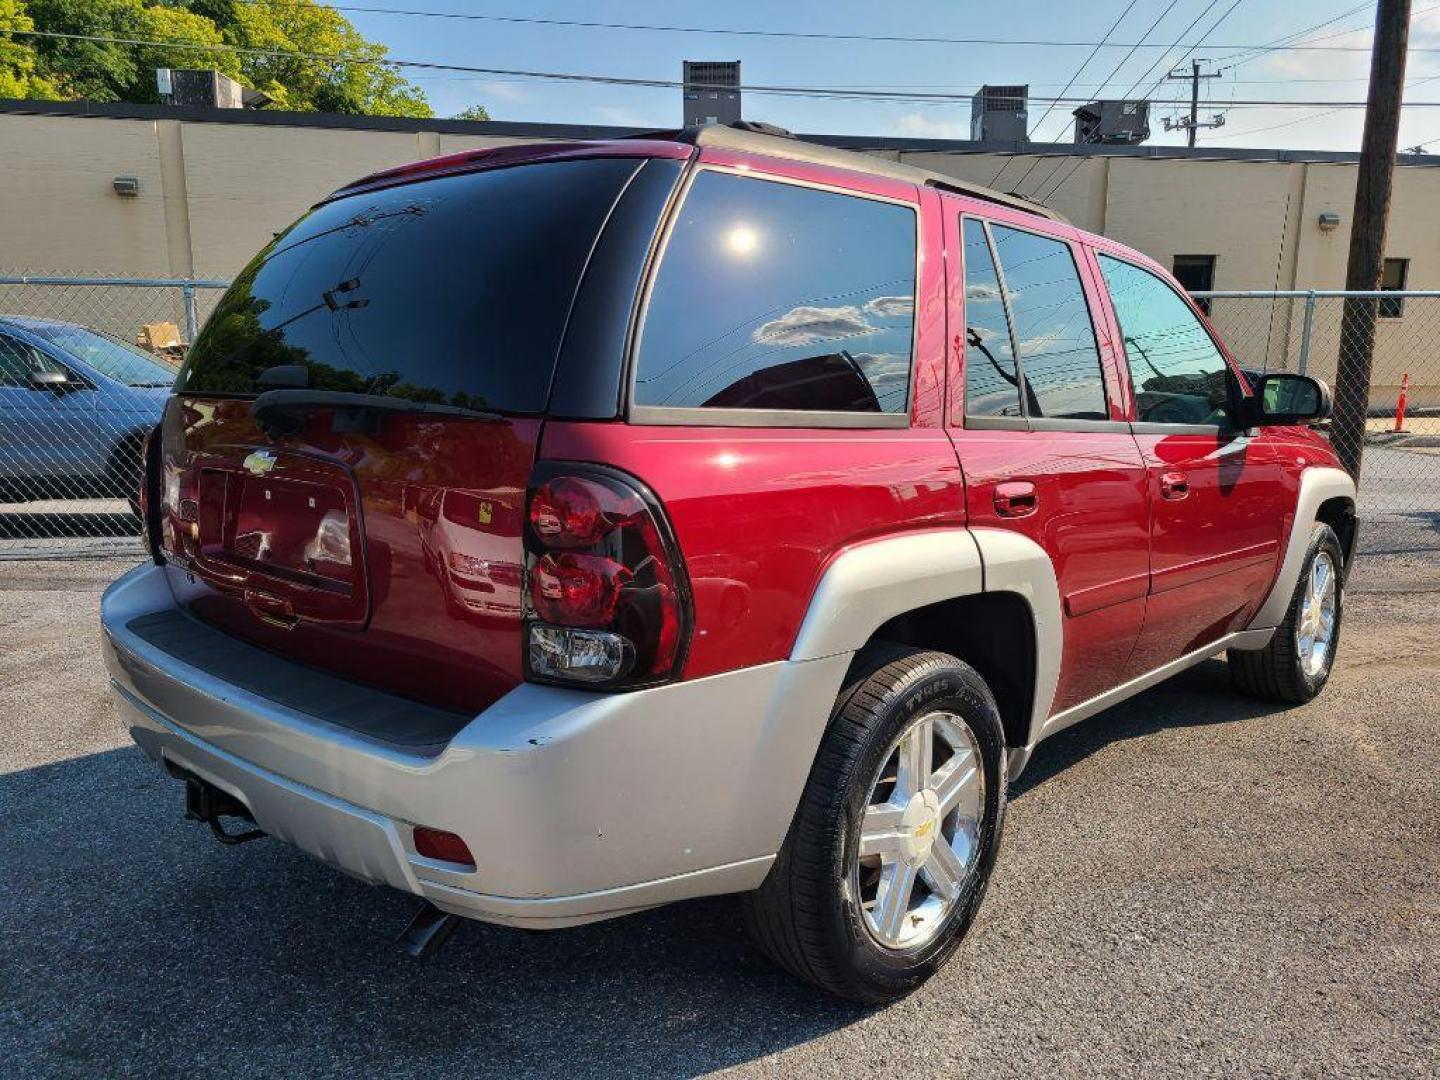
[538, 422, 966, 678]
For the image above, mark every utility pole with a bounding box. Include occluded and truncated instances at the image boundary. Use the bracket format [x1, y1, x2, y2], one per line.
[1164, 60, 1223, 147]
[1332, 0, 1411, 481]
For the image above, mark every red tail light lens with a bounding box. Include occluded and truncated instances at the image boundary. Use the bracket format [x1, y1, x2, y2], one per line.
[530, 552, 630, 624]
[529, 476, 607, 548]
[523, 464, 691, 689]
[412, 826, 475, 867]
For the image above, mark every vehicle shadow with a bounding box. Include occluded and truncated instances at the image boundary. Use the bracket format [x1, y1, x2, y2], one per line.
[0, 746, 865, 1077]
[1011, 657, 1289, 797]
[1, 660, 1288, 1077]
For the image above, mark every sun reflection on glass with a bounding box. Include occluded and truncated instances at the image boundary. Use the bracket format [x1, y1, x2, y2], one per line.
[725, 225, 759, 256]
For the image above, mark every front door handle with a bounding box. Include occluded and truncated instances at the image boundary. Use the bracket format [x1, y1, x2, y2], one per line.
[1160, 471, 1190, 500]
[994, 480, 1038, 518]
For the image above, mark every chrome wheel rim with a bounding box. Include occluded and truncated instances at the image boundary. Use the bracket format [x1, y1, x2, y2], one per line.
[1296, 550, 1338, 678]
[853, 711, 985, 951]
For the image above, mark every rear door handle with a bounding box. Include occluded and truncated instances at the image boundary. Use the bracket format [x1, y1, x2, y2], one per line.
[1160, 471, 1190, 500]
[994, 480, 1038, 518]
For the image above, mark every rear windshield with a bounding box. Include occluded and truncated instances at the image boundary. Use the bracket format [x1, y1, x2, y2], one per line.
[176, 157, 641, 413]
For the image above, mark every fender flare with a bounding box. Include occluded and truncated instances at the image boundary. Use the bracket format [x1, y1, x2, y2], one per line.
[789, 526, 1062, 751]
[1239, 465, 1356, 640]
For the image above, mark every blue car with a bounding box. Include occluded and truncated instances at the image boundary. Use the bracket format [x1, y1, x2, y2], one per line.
[0, 316, 174, 511]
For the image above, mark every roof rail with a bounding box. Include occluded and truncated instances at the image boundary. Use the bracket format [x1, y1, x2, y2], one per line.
[648, 122, 1065, 222]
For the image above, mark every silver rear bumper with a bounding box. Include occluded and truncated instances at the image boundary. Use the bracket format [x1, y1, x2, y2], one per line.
[102, 563, 850, 928]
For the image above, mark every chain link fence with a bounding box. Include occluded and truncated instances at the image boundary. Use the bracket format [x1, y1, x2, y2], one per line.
[0, 279, 1434, 579]
[1197, 290, 1439, 474]
[1197, 288, 1439, 583]
[0, 275, 226, 559]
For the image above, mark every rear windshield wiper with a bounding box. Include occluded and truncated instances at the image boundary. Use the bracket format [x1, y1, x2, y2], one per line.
[252, 389, 501, 437]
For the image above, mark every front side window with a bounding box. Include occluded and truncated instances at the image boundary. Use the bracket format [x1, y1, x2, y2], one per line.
[633, 171, 916, 415]
[988, 224, 1107, 420]
[0, 334, 66, 387]
[1099, 254, 1234, 426]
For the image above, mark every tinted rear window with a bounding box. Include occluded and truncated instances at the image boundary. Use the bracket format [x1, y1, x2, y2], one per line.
[177, 157, 641, 412]
[632, 171, 916, 415]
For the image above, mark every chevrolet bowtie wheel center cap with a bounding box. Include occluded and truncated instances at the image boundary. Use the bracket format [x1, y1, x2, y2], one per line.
[899, 790, 943, 865]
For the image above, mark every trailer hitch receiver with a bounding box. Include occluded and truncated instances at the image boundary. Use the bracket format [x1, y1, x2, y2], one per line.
[169, 763, 266, 846]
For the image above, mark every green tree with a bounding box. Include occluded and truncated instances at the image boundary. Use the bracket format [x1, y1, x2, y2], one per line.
[23, 0, 144, 101]
[452, 104, 491, 121]
[202, 0, 431, 116]
[17, 0, 438, 117]
[0, 0, 60, 98]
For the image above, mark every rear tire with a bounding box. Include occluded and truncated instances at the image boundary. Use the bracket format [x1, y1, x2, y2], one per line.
[106, 435, 145, 518]
[1229, 522, 1344, 704]
[743, 646, 1007, 1003]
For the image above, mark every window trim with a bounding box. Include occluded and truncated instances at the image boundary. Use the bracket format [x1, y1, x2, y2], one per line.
[1095, 249, 1247, 434]
[624, 162, 922, 429]
[959, 213, 1111, 431]
[1380, 256, 1408, 319]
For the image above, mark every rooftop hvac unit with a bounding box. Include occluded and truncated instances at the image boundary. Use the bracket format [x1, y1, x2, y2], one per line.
[156, 68, 269, 109]
[1072, 100, 1151, 145]
[682, 60, 743, 126]
[971, 84, 1029, 142]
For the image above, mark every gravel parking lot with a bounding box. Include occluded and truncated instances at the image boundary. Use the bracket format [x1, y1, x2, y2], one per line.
[2, 558, 1437, 1079]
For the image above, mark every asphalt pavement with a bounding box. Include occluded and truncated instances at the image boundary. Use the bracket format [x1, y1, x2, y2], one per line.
[1, 558, 1437, 1079]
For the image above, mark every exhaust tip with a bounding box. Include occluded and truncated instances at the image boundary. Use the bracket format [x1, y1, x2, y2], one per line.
[398, 902, 463, 959]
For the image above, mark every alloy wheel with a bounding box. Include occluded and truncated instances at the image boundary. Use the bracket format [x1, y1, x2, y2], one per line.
[1296, 550, 1338, 679]
[853, 711, 985, 951]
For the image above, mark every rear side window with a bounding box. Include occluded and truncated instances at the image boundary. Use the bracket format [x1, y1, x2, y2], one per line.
[961, 220, 1022, 418]
[177, 157, 642, 412]
[633, 171, 916, 416]
[1098, 254, 1234, 426]
[987, 225, 1107, 420]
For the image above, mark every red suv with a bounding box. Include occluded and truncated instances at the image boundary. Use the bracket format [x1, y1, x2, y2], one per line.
[102, 125, 1356, 1002]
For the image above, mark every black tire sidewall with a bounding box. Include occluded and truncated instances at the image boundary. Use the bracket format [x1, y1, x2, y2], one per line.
[824, 660, 1007, 996]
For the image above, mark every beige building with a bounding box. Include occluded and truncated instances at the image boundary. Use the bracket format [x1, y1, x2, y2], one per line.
[2, 99, 1436, 403]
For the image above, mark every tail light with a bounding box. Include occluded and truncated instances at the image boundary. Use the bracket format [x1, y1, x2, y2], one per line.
[523, 463, 691, 688]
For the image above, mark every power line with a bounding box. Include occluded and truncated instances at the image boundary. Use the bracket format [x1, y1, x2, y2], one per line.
[9, 27, 1440, 111]
[1207, 2, 1374, 68]
[1035, 0, 1250, 203]
[998, 2, 1389, 195]
[223, 0, 1440, 53]
[991, 0, 1143, 188]
[1207, 71, 1440, 140]
[1022, 0, 1242, 198]
[1011, 0, 1186, 194]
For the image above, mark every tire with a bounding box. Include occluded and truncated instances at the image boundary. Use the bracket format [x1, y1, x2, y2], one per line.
[743, 646, 1007, 1003]
[105, 435, 145, 518]
[1229, 522, 1344, 704]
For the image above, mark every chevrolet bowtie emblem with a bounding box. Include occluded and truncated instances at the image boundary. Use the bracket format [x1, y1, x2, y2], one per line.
[243, 449, 278, 476]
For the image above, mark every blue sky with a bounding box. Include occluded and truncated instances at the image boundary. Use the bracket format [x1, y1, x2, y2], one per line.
[342, 1, 1440, 154]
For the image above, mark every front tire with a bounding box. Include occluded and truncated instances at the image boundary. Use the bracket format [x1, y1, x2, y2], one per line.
[1229, 522, 1344, 703]
[743, 647, 1007, 1003]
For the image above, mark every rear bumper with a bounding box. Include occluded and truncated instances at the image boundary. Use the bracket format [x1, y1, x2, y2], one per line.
[102, 563, 849, 929]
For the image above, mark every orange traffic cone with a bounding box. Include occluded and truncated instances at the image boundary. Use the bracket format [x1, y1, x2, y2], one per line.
[1394, 373, 1410, 433]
